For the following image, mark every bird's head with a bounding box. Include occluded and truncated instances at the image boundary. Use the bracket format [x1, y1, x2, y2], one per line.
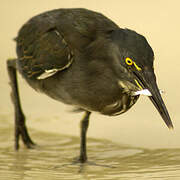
[110, 28, 173, 129]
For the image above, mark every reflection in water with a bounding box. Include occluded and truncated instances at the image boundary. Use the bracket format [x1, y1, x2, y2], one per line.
[0, 115, 180, 180]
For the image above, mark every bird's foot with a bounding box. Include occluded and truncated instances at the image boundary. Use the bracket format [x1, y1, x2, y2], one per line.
[72, 155, 87, 164]
[15, 114, 35, 150]
[15, 125, 35, 150]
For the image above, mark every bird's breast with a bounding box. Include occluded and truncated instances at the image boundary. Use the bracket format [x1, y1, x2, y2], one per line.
[100, 94, 139, 116]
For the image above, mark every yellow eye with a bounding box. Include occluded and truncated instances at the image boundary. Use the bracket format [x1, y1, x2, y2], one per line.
[125, 57, 133, 65]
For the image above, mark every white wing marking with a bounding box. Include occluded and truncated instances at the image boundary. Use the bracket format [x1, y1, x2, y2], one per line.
[37, 57, 73, 80]
[37, 69, 59, 79]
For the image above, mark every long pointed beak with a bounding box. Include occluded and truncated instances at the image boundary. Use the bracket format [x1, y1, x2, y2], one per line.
[134, 70, 173, 129]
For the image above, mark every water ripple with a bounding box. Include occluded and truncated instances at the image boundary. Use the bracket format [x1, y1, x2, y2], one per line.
[0, 118, 180, 179]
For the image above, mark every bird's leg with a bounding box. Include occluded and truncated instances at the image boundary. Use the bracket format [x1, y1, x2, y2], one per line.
[7, 59, 35, 150]
[79, 111, 91, 163]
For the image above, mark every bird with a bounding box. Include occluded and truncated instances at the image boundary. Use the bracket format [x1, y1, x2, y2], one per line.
[7, 8, 173, 163]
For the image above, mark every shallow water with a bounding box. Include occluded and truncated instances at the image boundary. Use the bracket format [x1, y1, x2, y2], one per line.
[0, 115, 180, 180]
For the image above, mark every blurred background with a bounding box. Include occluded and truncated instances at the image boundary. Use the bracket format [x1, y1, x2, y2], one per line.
[1, 0, 180, 149]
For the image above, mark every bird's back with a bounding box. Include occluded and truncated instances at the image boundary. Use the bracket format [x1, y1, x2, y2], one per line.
[16, 8, 119, 79]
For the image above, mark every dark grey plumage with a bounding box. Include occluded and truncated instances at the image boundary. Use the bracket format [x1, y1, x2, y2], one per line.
[7, 8, 173, 163]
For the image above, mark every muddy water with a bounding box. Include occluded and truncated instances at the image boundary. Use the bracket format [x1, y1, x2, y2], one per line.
[1, 0, 180, 179]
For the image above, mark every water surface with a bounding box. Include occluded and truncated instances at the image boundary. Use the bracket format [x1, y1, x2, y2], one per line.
[0, 115, 180, 180]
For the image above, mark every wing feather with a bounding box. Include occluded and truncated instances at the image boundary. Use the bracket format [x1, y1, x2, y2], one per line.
[16, 8, 119, 79]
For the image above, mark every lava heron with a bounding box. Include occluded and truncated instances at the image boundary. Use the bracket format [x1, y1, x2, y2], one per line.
[7, 8, 173, 163]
